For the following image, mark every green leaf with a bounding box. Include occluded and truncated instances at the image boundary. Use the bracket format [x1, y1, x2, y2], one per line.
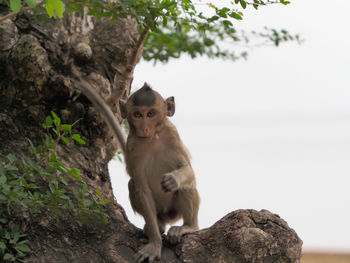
[230, 12, 243, 20]
[51, 111, 60, 126]
[11, 225, 19, 235]
[12, 231, 20, 245]
[59, 194, 69, 200]
[4, 253, 14, 260]
[35, 145, 43, 154]
[10, 0, 21, 13]
[21, 201, 28, 208]
[57, 165, 68, 173]
[61, 136, 69, 145]
[52, 0, 65, 18]
[223, 20, 233, 27]
[16, 240, 28, 245]
[69, 168, 80, 175]
[101, 213, 108, 224]
[46, 0, 54, 18]
[43, 116, 53, 129]
[5, 165, 18, 171]
[280, 0, 290, 5]
[60, 176, 68, 186]
[240, 0, 247, 9]
[208, 15, 219, 23]
[162, 15, 167, 27]
[70, 168, 82, 182]
[24, 0, 36, 7]
[60, 124, 71, 135]
[0, 175, 6, 185]
[15, 243, 31, 253]
[49, 182, 56, 193]
[82, 182, 88, 193]
[217, 8, 229, 18]
[44, 116, 53, 127]
[50, 153, 57, 163]
[6, 154, 17, 163]
[72, 134, 86, 145]
[0, 241, 6, 249]
[95, 189, 102, 199]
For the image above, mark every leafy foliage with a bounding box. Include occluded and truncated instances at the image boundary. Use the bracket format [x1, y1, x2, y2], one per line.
[0, 112, 111, 262]
[0, 0, 301, 63]
[0, 222, 30, 262]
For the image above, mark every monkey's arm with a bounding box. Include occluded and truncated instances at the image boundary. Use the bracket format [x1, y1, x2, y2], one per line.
[161, 164, 195, 192]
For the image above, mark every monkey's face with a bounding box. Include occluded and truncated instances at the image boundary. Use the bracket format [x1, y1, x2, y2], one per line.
[119, 84, 176, 138]
[129, 106, 164, 138]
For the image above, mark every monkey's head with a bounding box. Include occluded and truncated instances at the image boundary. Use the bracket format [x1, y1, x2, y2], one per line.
[119, 83, 175, 138]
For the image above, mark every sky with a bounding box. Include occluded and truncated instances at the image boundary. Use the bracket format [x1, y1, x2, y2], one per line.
[109, 0, 350, 253]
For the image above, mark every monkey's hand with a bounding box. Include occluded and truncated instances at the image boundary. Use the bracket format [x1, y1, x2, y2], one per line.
[161, 173, 179, 192]
[134, 243, 161, 263]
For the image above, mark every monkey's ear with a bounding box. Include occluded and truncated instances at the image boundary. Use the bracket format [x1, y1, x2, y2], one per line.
[165, 96, 175, 117]
[119, 99, 127, 119]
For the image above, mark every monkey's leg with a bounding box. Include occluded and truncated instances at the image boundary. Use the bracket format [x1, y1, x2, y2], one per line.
[167, 188, 200, 244]
[128, 179, 141, 214]
[157, 218, 166, 235]
[129, 180, 165, 235]
[128, 179, 162, 263]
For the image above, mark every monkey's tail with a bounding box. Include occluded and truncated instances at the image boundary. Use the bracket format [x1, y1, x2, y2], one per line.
[75, 75, 127, 157]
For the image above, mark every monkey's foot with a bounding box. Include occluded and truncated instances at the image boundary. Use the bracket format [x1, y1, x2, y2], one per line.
[143, 222, 165, 237]
[134, 243, 161, 263]
[167, 225, 197, 244]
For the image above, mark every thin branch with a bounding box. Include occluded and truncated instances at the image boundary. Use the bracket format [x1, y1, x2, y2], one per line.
[107, 27, 149, 106]
[0, 2, 43, 23]
[129, 27, 149, 72]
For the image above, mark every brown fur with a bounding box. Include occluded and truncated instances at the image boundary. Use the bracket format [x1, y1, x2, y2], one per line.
[120, 83, 200, 263]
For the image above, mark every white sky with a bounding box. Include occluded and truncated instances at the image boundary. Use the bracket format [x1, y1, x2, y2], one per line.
[110, 0, 350, 253]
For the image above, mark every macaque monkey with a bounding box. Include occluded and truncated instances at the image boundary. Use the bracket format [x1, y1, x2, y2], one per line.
[119, 83, 200, 263]
[75, 75, 199, 262]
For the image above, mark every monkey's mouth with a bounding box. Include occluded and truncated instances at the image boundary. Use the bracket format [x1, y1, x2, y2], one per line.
[136, 132, 153, 138]
[137, 135, 152, 139]
[136, 133, 159, 140]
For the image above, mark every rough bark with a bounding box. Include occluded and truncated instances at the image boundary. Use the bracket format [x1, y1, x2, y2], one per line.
[0, 6, 302, 263]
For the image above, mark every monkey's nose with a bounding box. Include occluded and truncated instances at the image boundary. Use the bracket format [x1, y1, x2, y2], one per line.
[143, 128, 151, 136]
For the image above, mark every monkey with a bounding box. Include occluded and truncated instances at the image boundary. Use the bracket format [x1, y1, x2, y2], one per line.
[74, 73, 199, 262]
[119, 83, 200, 263]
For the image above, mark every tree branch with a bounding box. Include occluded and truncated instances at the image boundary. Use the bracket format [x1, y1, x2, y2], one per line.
[0, 2, 43, 23]
[107, 27, 149, 107]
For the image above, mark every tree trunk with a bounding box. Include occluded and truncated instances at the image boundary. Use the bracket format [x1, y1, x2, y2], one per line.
[0, 7, 302, 263]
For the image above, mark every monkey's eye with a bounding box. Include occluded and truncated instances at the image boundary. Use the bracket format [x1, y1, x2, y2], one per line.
[147, 110, 156, 118]
[133, 112, 142, 118]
